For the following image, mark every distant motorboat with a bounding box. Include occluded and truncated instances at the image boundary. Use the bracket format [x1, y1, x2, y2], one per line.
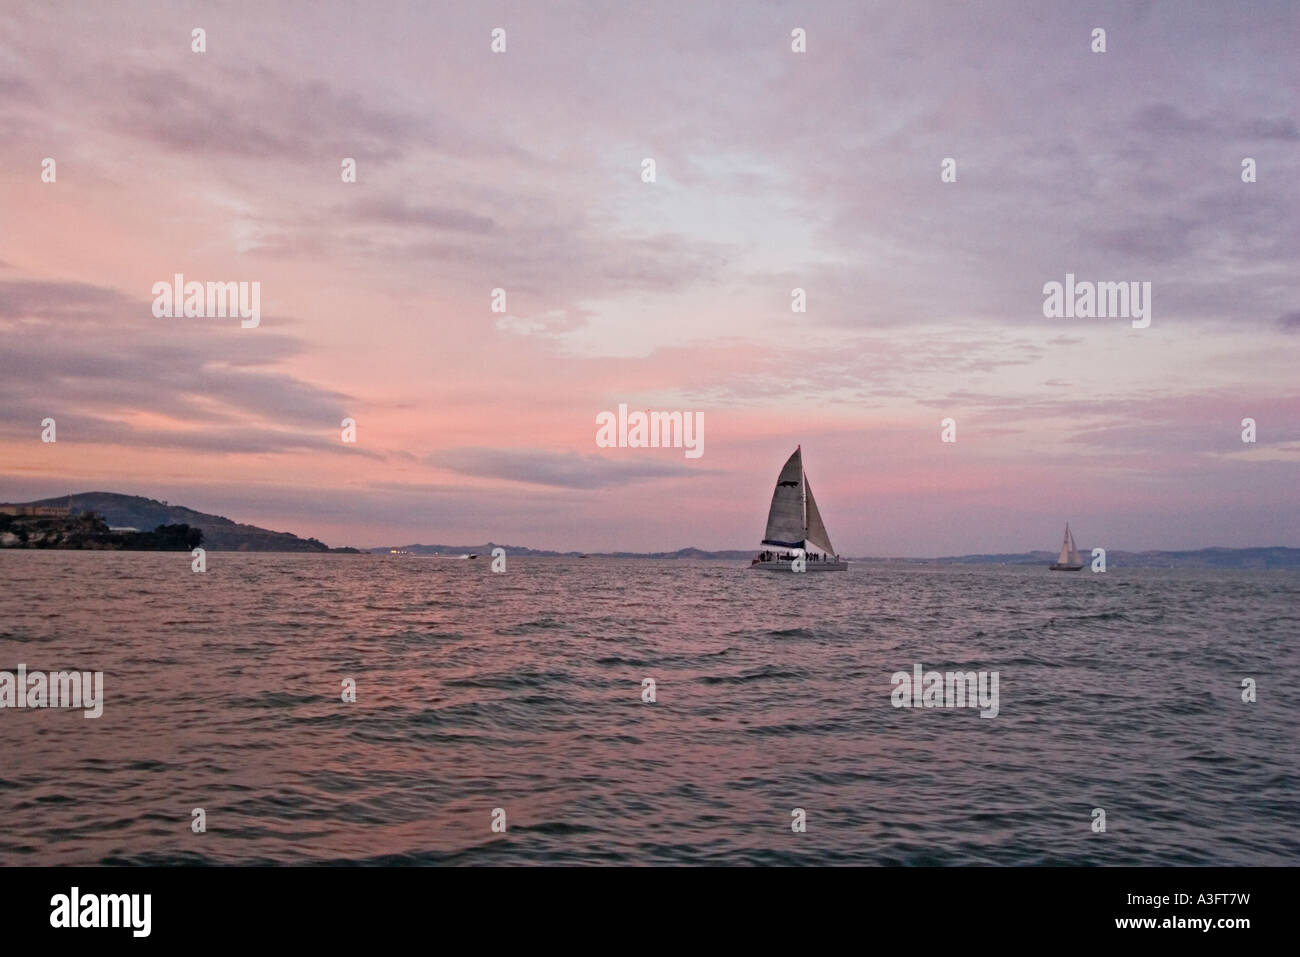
[750, 446, 846, 572]
[1049, 523, 1085, 571]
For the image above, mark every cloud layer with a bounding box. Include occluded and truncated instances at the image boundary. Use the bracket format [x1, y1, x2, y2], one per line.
[1, 0, 1296, 553]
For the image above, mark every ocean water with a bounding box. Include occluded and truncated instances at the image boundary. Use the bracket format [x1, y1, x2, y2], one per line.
[1, 551, 1296, 866]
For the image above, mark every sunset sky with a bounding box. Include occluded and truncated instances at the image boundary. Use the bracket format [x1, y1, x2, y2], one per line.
[2, 0, 1297, 555]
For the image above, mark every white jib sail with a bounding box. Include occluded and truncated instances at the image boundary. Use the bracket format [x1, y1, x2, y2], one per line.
[804, 478, 835, 556]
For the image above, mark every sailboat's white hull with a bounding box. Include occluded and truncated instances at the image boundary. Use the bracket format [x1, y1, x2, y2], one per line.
[749, 560, 847, 572]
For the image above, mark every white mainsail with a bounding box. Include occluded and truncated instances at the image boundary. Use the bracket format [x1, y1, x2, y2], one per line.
[1057, 523, 1081, 565]
[762, 448, 806, 547]
[762, 446, 835, 555]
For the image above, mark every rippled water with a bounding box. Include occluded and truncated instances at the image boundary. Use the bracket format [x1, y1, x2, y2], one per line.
[1, 552, 1297, 865]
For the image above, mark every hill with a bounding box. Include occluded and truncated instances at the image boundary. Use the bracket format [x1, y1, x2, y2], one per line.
[17, 492, 351, 552]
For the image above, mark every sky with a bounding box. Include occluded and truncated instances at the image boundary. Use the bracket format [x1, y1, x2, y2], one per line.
[1, 0, 1297, 555]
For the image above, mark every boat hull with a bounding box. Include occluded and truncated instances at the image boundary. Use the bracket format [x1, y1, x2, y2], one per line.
[750, 560, 846, 572]
[1049, 564, 1084, 571]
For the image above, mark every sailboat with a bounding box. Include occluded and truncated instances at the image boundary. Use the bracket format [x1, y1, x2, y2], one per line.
[750, 446, 846, 571]
[1049, 523, 1084, 571]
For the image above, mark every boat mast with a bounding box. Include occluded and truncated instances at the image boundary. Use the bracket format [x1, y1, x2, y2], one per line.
[799, 445, 807, 550]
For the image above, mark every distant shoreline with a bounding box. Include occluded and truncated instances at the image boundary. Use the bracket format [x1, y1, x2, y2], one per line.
[6, 548, 1300, 571]
[4, 494, 1296, 568]
[363, 544, 1300, 569]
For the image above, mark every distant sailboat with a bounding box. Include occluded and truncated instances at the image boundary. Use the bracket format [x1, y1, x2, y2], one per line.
[1049, 523, 1084, 571]
[751, 446, 846, 571]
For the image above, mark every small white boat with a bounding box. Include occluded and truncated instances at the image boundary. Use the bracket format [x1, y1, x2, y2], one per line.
[750, 446, 846, 572]
[1049, 523, 1084, 571]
